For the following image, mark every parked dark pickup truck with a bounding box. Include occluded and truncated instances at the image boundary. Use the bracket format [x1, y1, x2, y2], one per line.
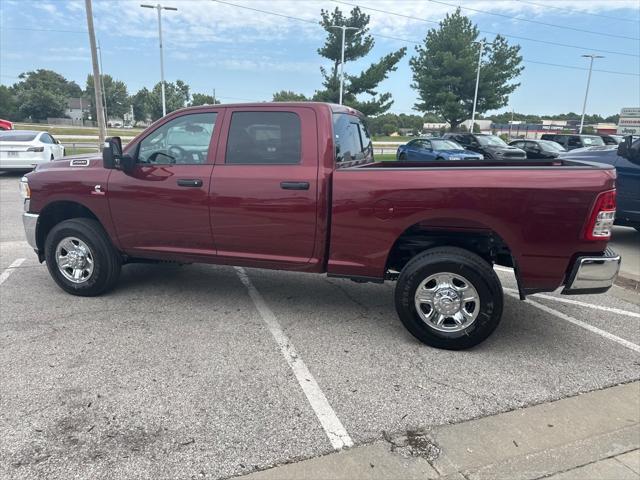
[21, 103, 624, 349]
[559, 137, 640, 231]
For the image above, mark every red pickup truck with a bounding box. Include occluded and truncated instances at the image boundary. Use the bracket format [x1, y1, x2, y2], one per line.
[21, 103, 621, 349]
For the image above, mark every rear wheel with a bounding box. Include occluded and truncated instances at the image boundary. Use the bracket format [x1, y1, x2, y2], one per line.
[44, 218, 121, 296]
[436, 156, 445, 161]
[394, 247, 503, 349]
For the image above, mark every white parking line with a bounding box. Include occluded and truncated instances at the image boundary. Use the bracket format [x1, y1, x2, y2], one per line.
[503, 287, 640, 319]
[504, 290, 640, 353]
[234, 267, 354, 450]
[0, 258, 25, 285]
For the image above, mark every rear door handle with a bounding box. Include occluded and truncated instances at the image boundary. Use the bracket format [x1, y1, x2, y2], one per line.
[177, 179, 203, 187]
[280, 181, 310, 190]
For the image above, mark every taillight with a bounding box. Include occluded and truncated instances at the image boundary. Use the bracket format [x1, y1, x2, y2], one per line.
[584, 189, 616, 241]
[27, 146, 44, 152]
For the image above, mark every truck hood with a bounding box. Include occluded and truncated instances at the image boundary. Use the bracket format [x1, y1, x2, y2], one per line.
[34, 152, 103, 172]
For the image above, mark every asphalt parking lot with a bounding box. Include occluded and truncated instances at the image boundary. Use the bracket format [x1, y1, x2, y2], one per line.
[1, 171, 639, 479]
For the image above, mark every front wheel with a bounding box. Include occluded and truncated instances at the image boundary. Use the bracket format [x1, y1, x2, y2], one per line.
[44, 218, 122, 296]
[394, 247, 503, 349]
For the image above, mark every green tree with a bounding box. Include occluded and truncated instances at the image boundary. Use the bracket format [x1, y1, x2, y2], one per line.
[190, 93, 220, 106]
[312, 7, 406, 116]
[0, 85, 19, 120]
[11, 69, 82, 120]
[272, 90, 308, 102]
[86, 74, 129, 120]
[410, 9, 523, 130]
[148, 80, 190, 120]
[131, 88, 151, 124]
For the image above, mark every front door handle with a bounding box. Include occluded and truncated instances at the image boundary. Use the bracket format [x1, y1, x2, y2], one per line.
[177, 179, 203, 187]
[280, 181, 310, 190]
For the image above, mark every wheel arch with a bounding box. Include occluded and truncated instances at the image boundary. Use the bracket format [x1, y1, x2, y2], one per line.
[36, 201, 103, 259]
[385, 220, 525, 298]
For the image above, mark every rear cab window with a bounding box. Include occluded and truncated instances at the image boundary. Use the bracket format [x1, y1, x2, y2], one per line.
[333, 113, 372, 167]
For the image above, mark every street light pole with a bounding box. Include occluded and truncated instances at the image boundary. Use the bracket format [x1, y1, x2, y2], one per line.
[579, 54, 604, 134]
[141, 3, 177, 117]
[330, 25, 360, 105]
[470, 40, 484, 133]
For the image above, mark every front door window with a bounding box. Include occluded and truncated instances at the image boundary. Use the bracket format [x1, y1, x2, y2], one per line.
[137, 112, 217, 165]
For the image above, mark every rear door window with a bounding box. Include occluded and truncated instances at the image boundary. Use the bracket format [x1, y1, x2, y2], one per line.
[226, 111, 301, 164]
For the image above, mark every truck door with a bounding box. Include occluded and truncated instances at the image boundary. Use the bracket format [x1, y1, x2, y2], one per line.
[210, 107, 319, 265]
[107, 110, 221, 257]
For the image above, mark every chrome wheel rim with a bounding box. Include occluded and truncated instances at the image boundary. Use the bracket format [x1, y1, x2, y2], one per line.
[414, 272, 480, 332]
[55, 236, 94, 284]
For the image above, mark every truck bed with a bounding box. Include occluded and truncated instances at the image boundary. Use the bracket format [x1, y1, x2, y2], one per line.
[346, 158, 611, 170]
[328, 159, 616, 294]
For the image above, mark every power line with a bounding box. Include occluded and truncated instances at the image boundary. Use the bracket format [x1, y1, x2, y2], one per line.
[426, 0, 639, 41]
[208, 0, 640, 78]
[334, 0, 639, 58]
[516, 0, 640, 24]
[522, 59, 639, 77]
[210, 0, 419, 45]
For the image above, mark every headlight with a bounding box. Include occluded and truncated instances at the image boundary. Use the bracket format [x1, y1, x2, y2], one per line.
[19, 177, 30, 200]
[27, 146, 44, 152]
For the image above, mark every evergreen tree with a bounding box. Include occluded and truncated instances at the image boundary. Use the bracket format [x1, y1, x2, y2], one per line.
[410, 9, 523, 130]
[313, 7, 406, 116]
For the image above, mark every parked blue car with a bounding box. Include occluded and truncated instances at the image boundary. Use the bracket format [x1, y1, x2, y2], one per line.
[560, 137, 640, 231]
[396, 138, 483, 161]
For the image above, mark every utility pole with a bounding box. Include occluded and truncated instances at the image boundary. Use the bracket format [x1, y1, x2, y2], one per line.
[97, 40, 108, 127]
[579, 54, 604, 134]
[141, 3, 177, 117]
[329, 25, 360, 105]
[213, 88, 216, 104]
[84, 0, 106, 146]
[470, 40, 484, 133]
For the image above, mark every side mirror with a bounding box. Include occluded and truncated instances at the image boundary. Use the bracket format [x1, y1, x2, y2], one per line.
[618, 135, 640, 165]
[102, 137, 122, 169]
[103, 136, 135, 172]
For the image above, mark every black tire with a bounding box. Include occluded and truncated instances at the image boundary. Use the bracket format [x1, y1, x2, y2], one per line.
[436, 156, 445, 161]
[50, 154, 54, 161]
[394, 246, 503, 350]
[44, 218, 121, 296]
[398, 153, 407, 161]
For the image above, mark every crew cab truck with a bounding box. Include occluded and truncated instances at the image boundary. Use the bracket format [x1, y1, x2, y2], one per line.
[21, 103, 623, 350]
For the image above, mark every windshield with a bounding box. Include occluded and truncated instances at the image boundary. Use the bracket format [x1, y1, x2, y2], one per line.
[0, 132, 38, 142]
[476, 135, 507, 147]
[582, 136, 605, 146]
[432, 139, 463, 150]
[540, 140, 565, 151]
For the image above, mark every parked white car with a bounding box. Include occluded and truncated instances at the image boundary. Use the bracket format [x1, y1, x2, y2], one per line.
[0, 130, 65, 170]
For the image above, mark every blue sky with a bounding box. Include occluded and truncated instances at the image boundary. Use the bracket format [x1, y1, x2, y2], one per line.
[1, 0, 638, 117]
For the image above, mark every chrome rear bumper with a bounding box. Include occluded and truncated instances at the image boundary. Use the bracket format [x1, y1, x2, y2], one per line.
[562, 248, 621, 295]
[22, 212, 39, 251]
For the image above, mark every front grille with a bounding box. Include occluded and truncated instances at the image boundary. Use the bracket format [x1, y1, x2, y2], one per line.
[503, 151, 525, 158]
